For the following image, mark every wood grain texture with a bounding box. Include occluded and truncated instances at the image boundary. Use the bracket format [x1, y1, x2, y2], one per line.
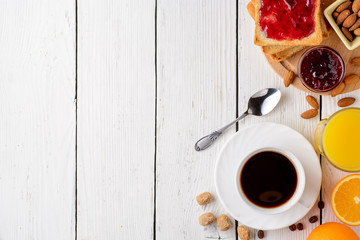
[238, 1, 321, 239]
[321, 90, 360, 235]
[156, 0, 236, 239]
[77, 0, 155, 239]
[0, 0, 75, 239]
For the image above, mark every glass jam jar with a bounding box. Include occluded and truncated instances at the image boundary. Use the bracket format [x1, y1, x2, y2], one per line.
[298, 46, 345, 93]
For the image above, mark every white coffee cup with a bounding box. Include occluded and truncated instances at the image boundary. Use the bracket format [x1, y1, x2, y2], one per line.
[235, 147, 307, 215]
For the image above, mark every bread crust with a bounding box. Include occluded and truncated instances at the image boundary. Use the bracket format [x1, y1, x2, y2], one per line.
[254, 0, 323, 46]
[269, 46, 307, 62]
[262, 45, 293, 54]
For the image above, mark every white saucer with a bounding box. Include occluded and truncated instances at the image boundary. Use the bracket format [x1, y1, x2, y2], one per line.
[214, 122, 322, 230]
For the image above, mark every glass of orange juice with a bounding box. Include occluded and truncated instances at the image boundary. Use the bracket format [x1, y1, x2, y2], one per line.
[315, 108, 360, 172]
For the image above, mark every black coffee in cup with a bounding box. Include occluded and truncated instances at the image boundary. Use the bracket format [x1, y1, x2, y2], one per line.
[240, 151, 297, 208]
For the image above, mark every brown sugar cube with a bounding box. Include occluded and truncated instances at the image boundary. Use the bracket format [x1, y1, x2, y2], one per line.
[198, 212, 215, 226]
[196, 192, 213, 205]
[237, 225, 250, 240]
[217, 214, 231, 231]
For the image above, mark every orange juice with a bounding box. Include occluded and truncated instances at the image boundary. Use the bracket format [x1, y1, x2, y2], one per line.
[322, 108, 360, 172]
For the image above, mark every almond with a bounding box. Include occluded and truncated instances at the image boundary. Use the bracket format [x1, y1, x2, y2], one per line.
[351, 57, 360, 66]
[344, 74, 360, 84]
[342, 27, 354, 41]
[337, 1, 352, 12]
[331, 82, 346, 97]
[284, 70, 295, 87]
[333, 11, 340, 18]
[343, 13, 357, 28]
[354, 28, 360, 36]
[338, 97, 356, 107]
[358, 11, 360, 17]
[349, 18, 360, 31]
[301, 109, 318, 119]
[306, 95, 319, 109]
[353, 0, 360, 13]
[337, 10, 351, 25]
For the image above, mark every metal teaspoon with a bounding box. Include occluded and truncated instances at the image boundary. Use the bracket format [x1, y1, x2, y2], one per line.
[194, 88, 281, 151]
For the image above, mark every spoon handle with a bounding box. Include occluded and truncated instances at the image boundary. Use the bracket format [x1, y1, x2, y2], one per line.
[194, 112, 248, 151]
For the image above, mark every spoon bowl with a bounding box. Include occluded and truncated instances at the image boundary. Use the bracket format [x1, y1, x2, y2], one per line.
[248, 88, 281, 116]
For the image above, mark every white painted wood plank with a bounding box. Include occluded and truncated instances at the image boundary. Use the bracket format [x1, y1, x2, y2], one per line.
[0, 1, 75, 239]
[321, 90, 360, 235]
[238, 1, 321, 239]
[77, 0, 155, 239]
[156, 1, 236, 239]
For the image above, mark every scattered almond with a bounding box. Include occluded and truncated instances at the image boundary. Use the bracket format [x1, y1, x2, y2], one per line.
[338, 97, 356, 107]
[342, 27, 354, 41]
[331, 82, 346, 97]
[337, 10, 351, 25]
[351, 57, 360, 66]
[237, 226, 250, 240]
[343, 13, 357, 28]
[353, 0, 360, 13]
[354, 28, 360, 36]
[301, 109, 318, 119]
[333, 11, 340, 18]
[284, 70, 295, 87]
[199, 212, 215, 226]
[196, 192, 213, 205]
[358, 11, 360, 17]
[337, 1, 352, 12]
[217, 214, 231, 231]
[344, 74, 360, 84]
[306, 96, 319, 109]
[349, 18, 360, 31]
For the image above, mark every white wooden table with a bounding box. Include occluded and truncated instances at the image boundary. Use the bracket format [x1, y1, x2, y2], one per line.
[1, 0, 359, 239]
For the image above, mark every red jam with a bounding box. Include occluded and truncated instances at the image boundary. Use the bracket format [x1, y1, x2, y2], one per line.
[259, 0, 316, 40]
[299, 47, 344, 92]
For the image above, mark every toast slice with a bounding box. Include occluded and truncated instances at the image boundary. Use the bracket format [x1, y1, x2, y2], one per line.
[262, 45, 293, 55]
[247, 1, 330, 56]
[269, 46, 306, 62]
[254, 0, 323, 46]
[262, 16, 329, 54]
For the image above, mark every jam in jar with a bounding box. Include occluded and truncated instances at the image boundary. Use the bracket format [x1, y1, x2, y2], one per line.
[298, 46, 345, 92]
